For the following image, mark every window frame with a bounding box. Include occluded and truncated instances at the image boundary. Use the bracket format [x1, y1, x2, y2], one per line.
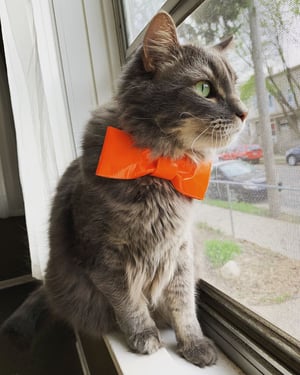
[197, 281, 300, 374]
[111, 1, 300, 374]
[112, 0, 206, 63]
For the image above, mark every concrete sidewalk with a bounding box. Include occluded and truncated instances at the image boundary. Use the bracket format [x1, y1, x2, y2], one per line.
[195, 202, 300, 260]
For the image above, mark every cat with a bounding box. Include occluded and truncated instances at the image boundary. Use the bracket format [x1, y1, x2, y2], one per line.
[1, 11, 247, 367]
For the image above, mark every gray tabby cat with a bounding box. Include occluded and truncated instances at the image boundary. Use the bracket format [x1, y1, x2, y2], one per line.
[2, 12, 247, 367]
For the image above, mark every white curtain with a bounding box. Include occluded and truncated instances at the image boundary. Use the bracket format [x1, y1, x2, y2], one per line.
[0, 46, 24, 218]
[0, 0, 119, 279]
[0, 0, 76, 279]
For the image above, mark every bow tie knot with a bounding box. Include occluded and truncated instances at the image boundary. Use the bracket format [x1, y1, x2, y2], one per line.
[96, 126, 211, 200]
[152, 157, 178, 180]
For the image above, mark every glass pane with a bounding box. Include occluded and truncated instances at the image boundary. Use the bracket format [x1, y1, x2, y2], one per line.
[178, 1, 300, 343]
[122, 0, 166, 44]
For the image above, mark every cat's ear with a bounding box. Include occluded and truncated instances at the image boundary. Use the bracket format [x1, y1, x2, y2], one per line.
[213, 35, 234, 52]
[142, 11, 180, 72]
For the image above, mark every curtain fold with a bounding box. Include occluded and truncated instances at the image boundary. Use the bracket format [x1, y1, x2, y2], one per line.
[0, 0, 118, 279]
[0, 41, 24, 218]
[0, 0, 76, 278]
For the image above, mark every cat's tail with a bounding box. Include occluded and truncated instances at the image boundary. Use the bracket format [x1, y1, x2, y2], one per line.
[0, 284, 50, 348]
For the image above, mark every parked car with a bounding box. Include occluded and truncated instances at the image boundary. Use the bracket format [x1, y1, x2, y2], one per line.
[207, 160, 268, 202]
[218, 144, 263, 164]
[285, 146, 300, 166]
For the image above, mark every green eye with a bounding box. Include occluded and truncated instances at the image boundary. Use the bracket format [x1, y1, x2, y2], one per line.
[195, 81, 211, 98]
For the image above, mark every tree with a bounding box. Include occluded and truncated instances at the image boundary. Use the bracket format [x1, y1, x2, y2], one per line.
[260, 0, 300, 137]
[249, 0, 280, 217]
[178, 0, 249, 47]
[237, 1, 300, 139]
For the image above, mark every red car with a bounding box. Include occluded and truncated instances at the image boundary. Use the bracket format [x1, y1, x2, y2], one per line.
[218, 144, 263, 164]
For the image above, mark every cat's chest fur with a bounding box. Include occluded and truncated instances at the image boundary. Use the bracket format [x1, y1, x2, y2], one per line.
[118, 177, 194, 305]
[81, 174, 194, 305]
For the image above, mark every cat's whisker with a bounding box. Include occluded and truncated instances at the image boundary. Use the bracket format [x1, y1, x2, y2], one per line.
[215, 129, 219, 149]
[190, 127, 210, 160]
[213, 127, 218, 150]
[206, 119, 240, 150]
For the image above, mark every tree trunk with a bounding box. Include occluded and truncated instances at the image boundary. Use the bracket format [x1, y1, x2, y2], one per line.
[249, 0, 280, 217]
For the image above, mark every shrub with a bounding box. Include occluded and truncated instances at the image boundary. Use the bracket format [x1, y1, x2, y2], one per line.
[205, 239, 241, 267]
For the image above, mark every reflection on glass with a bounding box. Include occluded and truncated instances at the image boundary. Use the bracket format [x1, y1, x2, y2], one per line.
[217, 160, 254, 178]
[122, 0, 166, 44]
[178, 0, 300, 342]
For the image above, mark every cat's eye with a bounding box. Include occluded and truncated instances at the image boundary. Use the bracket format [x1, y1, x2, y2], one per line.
[195, 81, 211, 98]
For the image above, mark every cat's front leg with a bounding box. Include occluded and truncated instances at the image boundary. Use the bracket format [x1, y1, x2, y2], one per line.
[163, 244, 217, 367]
[117, 301, 162, 354]
[90, 270, 161, 354]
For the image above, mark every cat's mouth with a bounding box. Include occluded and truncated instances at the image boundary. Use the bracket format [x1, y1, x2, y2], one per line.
[207, 120, 242, 146]
[178, 116, 242, 153]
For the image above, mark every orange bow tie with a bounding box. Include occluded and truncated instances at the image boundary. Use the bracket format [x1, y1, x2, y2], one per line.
[95, 126, 211, 200]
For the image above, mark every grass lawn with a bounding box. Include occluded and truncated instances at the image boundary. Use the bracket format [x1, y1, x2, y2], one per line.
[203, 198, 300, 224]
[204, 198, 269, 215]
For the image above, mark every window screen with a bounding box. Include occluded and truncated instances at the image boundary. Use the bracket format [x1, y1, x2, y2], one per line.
[122, 0, 166, 44]
[178, 0, 300, 344]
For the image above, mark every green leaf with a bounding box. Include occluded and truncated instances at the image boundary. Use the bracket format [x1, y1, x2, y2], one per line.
[240, 75, 256, 102]
[205, 239, 241, 267]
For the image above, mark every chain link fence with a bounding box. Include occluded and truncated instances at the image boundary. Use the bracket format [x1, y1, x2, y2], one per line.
[204, 178, 300, 248]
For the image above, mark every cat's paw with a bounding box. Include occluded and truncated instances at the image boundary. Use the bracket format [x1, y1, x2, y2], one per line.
[128, 327, 162, 354]
[177, 337, 217, 367]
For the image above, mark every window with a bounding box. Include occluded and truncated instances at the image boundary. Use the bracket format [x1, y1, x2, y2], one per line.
[118, 0, 300, 373]
[268, 94, 274, 109]
[122, 0, 166, 44]
[178, 1, 300, 371]
[287, 88, 295, 106]
[178, 0, 300, 324]
[280, 119, 289, 128]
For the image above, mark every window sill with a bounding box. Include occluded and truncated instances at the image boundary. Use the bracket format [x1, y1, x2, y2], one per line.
[102, 329, 244, 375]
[75, 281, 300, 374]
[197, 281, 300, 375]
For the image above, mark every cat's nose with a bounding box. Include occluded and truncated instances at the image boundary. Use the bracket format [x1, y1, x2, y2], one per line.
[236, 110, 248, 122]
[234, 100, 248, 122]
[229, 96, 248, 122]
